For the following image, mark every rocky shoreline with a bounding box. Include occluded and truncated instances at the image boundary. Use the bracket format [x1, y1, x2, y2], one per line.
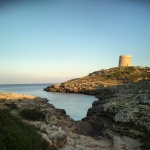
[83, 80, 150, 149]
[0, 92, 145, 150]
[0, 93, 112, 149]
[44, 67, 150, 95]
[43, 66, 150, 149]
[0, 93, 71, 148]
[0, 67, 149, 149]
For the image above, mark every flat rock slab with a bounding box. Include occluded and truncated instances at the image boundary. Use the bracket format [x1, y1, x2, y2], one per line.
[0, 92, 37, 100]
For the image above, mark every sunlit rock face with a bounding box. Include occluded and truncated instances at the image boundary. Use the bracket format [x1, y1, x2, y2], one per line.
[44, 66, 150, 95]
[44, 66, 150, 149]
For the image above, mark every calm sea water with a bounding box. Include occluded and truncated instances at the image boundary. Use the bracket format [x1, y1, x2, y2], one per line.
[0, 84, 97, 120]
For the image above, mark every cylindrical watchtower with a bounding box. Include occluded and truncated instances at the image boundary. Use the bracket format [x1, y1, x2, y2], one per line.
[119, 55, 131, 67]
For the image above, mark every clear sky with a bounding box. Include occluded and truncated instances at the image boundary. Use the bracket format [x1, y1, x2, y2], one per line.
[0, 0, 150, 84]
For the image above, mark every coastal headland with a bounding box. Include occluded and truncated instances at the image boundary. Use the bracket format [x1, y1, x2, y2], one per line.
[0, 66, 150, 149]
[44, 66, 150, 149]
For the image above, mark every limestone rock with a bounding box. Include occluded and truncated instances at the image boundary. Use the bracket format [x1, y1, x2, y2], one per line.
[31, 121, 67, 148]
[44, 67, 150, 95]
[84, 80, 150, 141]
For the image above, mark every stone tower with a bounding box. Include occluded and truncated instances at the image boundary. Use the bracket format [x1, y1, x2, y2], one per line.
[119, 55, 131, 67]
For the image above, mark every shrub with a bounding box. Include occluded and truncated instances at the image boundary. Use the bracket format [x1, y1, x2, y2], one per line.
[115, 122, 143, 131]
[0, 99, 6, 103]
[0, 109, 58, 150]
[20, 109, 46, 121]
[4, 103, 17, 109]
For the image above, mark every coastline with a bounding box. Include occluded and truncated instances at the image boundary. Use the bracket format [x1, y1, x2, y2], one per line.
[0, 84, 96, 121]
[0, 92, 145, 149]
[43, 66, 150, 150]
[0, 93, 71, 148]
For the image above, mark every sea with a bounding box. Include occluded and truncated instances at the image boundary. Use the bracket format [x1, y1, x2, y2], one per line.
[0, 84, 97, 121]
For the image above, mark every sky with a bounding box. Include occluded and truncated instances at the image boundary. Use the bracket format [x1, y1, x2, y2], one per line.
[0, 0, 150, 84]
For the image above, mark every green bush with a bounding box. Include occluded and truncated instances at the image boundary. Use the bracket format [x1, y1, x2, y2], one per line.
[20, 109, 46, 121]
[4, 103, 17, 109]
[0, 109, 58, 150]
[115, 122, 143, 131]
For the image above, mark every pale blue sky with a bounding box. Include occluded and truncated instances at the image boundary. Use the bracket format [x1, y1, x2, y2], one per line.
[0, 0, 150, 84]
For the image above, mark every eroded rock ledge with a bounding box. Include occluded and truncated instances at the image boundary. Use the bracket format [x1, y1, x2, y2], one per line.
[83, 80, 150, 149]
[0, 93, 71, 148]
[43, 66, 150, 149]
[44, 67, 150, 95]
[0, 92, 145, 149]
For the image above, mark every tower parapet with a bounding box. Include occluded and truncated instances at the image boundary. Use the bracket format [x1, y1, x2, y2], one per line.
[119, 55, 131, 67]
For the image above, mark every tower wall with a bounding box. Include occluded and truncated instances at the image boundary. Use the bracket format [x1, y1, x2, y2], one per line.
[119, 55, 131, 67]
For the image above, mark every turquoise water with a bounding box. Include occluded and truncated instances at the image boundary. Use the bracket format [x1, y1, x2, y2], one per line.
[0, 84, 97, 120]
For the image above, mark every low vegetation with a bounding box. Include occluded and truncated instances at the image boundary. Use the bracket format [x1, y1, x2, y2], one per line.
[115, 121, 144, 131]
[0, 109, 58, 150]
[20, 108, 46, 121]
[93, 67, 150, 83]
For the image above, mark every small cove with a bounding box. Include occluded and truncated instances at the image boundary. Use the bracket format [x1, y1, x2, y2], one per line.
[0, 84, 97, 120]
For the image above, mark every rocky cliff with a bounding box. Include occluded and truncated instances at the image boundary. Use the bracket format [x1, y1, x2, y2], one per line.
[83, 80, 150, 149]
[44, 66, 150, 149]
[0, 93, 70, 148]
[44, 66, 150, 95]
[1, 92, 147, 149]
[1, 67, 149, 149]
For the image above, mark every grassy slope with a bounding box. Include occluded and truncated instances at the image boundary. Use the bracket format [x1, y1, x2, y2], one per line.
[0, 109, 58, 150]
